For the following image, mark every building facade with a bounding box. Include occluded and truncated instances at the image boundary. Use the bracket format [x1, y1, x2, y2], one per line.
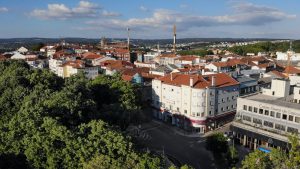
[152, 73, 239, 133]
[232, 79, 300, 150]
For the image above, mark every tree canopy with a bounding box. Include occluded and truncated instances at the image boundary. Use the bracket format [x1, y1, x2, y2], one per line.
[241, 135, 300, 169]
[228, 41, 300, 56]
[0, 60, 161, 169]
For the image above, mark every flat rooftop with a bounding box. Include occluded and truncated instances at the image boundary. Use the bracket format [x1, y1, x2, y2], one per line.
[241, 93, 300, 110]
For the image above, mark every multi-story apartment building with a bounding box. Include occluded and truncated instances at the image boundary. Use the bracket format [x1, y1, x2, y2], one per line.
[57, 60, 98, 79]
[152, 73, 239, 133]
[231, 79, 300, 150]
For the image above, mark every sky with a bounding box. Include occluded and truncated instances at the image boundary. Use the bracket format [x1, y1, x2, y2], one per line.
[0, 0, 299, 39]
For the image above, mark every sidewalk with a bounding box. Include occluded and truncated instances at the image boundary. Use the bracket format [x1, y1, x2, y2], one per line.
[151, 119, 232, 138]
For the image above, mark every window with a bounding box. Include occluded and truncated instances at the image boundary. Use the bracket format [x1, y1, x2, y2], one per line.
[263, 121, 273, 128]
[184, 110, 187, 114]
[243, 115, 251, 122]
[248, 106, 252, 112]
[227, 106, 229, 110]
[289, 115, 294, 121]
[254, 107, 258, 113]
[287, 127, 298, 134]
[227, 97, 229, 101]
[282, 114, 287, 120]
[177, 107, 179, 111]
[253, 118, 262, 125]
[272, 91, 275, 95]
[295, 116, 300, 123]
[275, 124, 286, 131]
[259, 109, 263, 114]
[232, 96, 235, 100]
[265, 110, 269, 116]
[243, 105, 247, 110]
[201, 112, 204, 117]
[270, 111, 275, 117]
[209, 111, 212, 115]
[222, 98, 225, 103]
[197, 113, 200, 117]
[171, 89, 174, 91]
[276, 112, 281, 118]
[221, 107, 224, 111]
[232, 105, 234, 108]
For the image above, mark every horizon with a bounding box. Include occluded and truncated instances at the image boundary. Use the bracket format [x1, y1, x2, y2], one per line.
[0, 0, 299, 39]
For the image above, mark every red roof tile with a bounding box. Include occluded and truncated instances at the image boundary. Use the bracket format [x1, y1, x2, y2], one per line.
[284, 66, 300, 74]
[158, 73, 239, 89]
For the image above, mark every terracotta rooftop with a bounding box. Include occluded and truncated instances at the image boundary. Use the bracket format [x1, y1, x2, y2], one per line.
[82, 52, 104, 60]
[269, 70, 287, 78]
[176, 55, 198, 61]
[103, 60, 135, 70]
[0, 54, 7, 61]
[211, 62, 230, 67]
[284, 66, 300, 74]
[61, 60, 85, 69]
[158, 73, 239, 89]
[158, 53, 178, 58]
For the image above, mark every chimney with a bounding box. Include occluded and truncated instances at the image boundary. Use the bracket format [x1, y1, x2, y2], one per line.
[190, 77, 194, 87]
[211, 76, 216, 87]
[201, 69, 205, 75]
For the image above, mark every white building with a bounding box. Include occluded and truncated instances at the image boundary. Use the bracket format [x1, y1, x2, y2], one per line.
[49, 57, 66, 74]
[57, 60, 98, 79]
[232, 79, 300, 150]
[152, 73, 239, 133]
[144, 52, 160, 62]
[276, 51, 300, 61]
[134, 61, 158, 69]
[17, 47, 28, 54]
[47, 47, 57, 57]
[10, 52, 26, 59]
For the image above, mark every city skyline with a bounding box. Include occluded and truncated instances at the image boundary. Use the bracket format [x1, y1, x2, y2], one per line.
[0, 0, 299, 39]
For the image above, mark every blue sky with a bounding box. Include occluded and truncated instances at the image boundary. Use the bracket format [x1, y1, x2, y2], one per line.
[0, 0, 299, 39]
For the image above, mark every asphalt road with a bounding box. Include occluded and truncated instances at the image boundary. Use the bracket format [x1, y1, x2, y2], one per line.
[135, 121, 217, 169]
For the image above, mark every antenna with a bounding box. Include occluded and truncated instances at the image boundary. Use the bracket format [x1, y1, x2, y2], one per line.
[286, 40, 293, 79]
[173, 24, 176, 54]
[127, 27, 130, 52]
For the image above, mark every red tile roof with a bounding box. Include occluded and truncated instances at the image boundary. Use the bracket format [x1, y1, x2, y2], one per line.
[158, 73, 239, 89]
[61, 60, 85, 69]
[211, 62, 229, 67]
[103, 60, 135, 71]
[158, 53, 177, 58]
[284, 66, 300, 74]
[0, 55, 7, 61]
[82, 52, 104, 60]
[269, 70, 287, 78]
[176, 55, 198, 61]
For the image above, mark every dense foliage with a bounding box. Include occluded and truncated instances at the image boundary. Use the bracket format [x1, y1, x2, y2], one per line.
[228, 41, 300, 56]
[178, 49, 214, 56]
[241, 135, 300, 169]
[0, 60, 161, 169]
[206, 133, 238, 168]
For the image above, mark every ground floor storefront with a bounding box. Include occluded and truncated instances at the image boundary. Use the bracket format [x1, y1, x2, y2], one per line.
[152, 108, 236, 134]
[231, 125, 289, 151]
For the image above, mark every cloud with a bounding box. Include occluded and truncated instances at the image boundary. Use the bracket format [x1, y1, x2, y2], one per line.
[102, 10, 121, 17]
[140, 6, 149, 12]
[85, 2, 295, 33]
[179, 4, 188, 9]
[30, 1, 101, 19]
[0, 7, 8, 13]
